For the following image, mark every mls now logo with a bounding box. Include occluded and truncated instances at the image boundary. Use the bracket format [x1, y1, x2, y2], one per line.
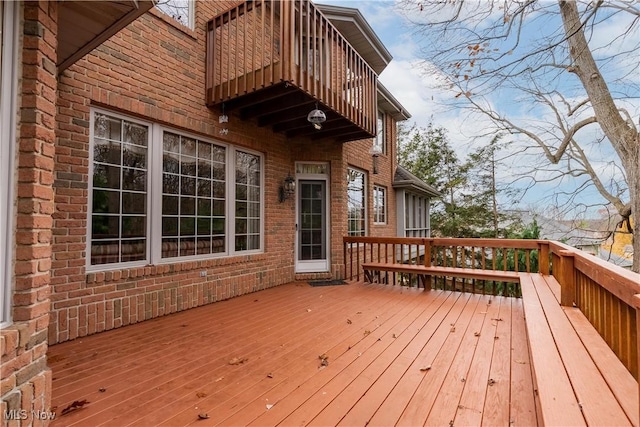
[4, 410, 56, 421]
[4, 409, 28, 420]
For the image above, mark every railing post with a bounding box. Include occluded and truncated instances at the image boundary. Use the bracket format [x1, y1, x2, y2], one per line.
[423, 239, 432, 290]
[539, 241, 550, 275]
[558, 250, 576, 307]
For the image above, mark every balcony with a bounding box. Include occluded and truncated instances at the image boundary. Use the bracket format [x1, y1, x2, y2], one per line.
[206, 0, 377, 142]
[47, 237, 639, 426]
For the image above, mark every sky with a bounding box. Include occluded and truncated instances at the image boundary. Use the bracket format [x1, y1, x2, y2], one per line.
[317, 0, 640, 220]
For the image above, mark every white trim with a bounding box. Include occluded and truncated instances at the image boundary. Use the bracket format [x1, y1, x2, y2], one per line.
[1, 1, 19, 325]
[346, 166, 367, 237]
[373, 184, 387, 225]
[87, 108, 153, 272]
[295, 162, 330, 273]
[87, 108, 265, 271]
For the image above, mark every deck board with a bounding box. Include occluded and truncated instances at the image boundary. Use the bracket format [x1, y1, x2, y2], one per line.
[532, 274, 632, 426]
[48, 281, 538, 427]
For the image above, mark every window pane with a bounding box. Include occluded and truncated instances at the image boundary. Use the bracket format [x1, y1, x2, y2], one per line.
[91, 113, 148, 266]
[93, 190, 120, 214]
[93, 165, 121, 189]
[162, 132, 227, 258]
[234, 151, 262, 253]
[122, 192, 146, 214]
[347, 168, 366, 236]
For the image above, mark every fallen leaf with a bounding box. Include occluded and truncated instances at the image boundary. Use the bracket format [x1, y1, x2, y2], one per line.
[266, 404, 274, 410]
[61, 400, 89, 416]
[318, 354, 329, 367]
[392, 333, 397, 339]
[99, 388, 106, 393]
[347, 319, 352, 324]
[514, 359, 526, 365]
[356, 311, 362, 314]
[198, 413, 210, 420]
[488, 378, 496, 386]
[420, 365, 432, 372]
[306, 308, 312, 312]
[474, 332, 480, 337]
[196, 392, 207, 398]
[215, 377, 224, 382]
[267, 373, 273, 378]
[450, 326, 456, 333]
[491, 318, 503, 322]
[363, 330, 371, 336]
[229, 357, 248, 365]
[461, 377, 466, 383]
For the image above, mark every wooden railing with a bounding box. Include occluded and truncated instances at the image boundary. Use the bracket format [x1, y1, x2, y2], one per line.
[343, 236, 640, 381]
[206, 0, 377, 135]
[549, 240, 640, 380]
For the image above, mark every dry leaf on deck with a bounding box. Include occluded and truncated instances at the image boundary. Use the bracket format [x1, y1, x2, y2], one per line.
[196, 392, 207, 398]
[198, 413, 210, 420]
[474, 332, 480, 337]
[229, 357, 248, 365]
[347, 319, 352, 324]
[363, 330, 371, 336]
[61, 400, 89, 416]
[420, 365, 432, 372]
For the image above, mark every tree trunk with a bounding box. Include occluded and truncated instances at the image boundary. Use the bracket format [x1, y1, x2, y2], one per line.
[559, 0, 640, 272]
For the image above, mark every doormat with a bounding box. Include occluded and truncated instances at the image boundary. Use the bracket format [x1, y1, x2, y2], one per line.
[308, 280, 348, 287]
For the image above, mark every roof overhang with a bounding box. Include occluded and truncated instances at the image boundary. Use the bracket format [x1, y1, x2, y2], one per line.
[393, 165, 442, 198]
[57, 1, 155, 73]
[315, 3, 392, 75]
[378, 83, 411, 121]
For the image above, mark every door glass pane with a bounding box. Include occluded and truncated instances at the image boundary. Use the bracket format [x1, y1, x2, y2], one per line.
[298, 181, 326, 261]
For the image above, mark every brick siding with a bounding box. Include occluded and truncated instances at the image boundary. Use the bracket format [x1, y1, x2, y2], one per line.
[47, 1, 401, 348]
[1, 2, 57, 425]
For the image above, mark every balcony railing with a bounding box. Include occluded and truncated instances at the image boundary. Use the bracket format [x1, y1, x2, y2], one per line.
[344, 236, 640, 380]
[206, 0, 377, 140]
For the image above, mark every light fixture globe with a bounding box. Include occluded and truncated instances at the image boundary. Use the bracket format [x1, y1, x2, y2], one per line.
[307, 103, 326, 130]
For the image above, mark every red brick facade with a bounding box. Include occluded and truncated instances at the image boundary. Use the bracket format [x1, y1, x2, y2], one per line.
[2, 2, 56, 425]
[2, 2, 405, 424]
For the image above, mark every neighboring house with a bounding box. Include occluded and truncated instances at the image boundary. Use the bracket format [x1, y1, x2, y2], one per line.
[1, 0, 437, 418]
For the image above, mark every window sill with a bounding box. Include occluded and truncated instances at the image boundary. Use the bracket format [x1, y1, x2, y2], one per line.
[86, 252, 267, 285]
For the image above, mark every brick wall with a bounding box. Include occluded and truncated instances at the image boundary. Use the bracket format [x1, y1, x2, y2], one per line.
[49, 1, 402, 346]
[1, 2, 57, 425]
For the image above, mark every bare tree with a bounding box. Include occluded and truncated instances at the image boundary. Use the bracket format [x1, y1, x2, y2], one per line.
[400, 0, 639, 271]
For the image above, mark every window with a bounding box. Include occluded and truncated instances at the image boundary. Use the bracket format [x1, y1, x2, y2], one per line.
[89, 109, 263, 270]
[161, 132, 226, 258]
[373, 185, 386, 224]
[404, 193, 430, 237]
[347, 168, 366, 236]
[374, 110, 386, 155]
[234, 151, 261, 251]
[155, 0, 194, 29]
[1, 1, 18, 324]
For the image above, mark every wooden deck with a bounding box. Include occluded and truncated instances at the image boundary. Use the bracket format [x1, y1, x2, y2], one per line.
[47, 281, 537, 426]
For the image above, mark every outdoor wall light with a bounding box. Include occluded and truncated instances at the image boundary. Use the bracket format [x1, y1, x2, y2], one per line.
[370, 146, 382, 174]
[279, 173, 296, 203]
[307, 102, 326, 130]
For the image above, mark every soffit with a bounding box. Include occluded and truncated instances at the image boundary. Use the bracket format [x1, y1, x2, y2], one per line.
[57, 0, 155, 72]
[315, 4, 391, 75]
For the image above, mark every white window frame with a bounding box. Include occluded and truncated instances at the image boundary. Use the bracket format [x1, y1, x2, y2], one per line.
[155, 0, 195, 29]
[88, 109, 153, 271]
[88, 109, 264, 272]
[347, 167, 367, 237]
[1, 1, 18, 325]
[373, 185, 387, 225]
[374, 110, 386, 155]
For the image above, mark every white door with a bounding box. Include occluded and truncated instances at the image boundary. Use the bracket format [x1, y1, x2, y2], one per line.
[295, 178, 329, 273]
